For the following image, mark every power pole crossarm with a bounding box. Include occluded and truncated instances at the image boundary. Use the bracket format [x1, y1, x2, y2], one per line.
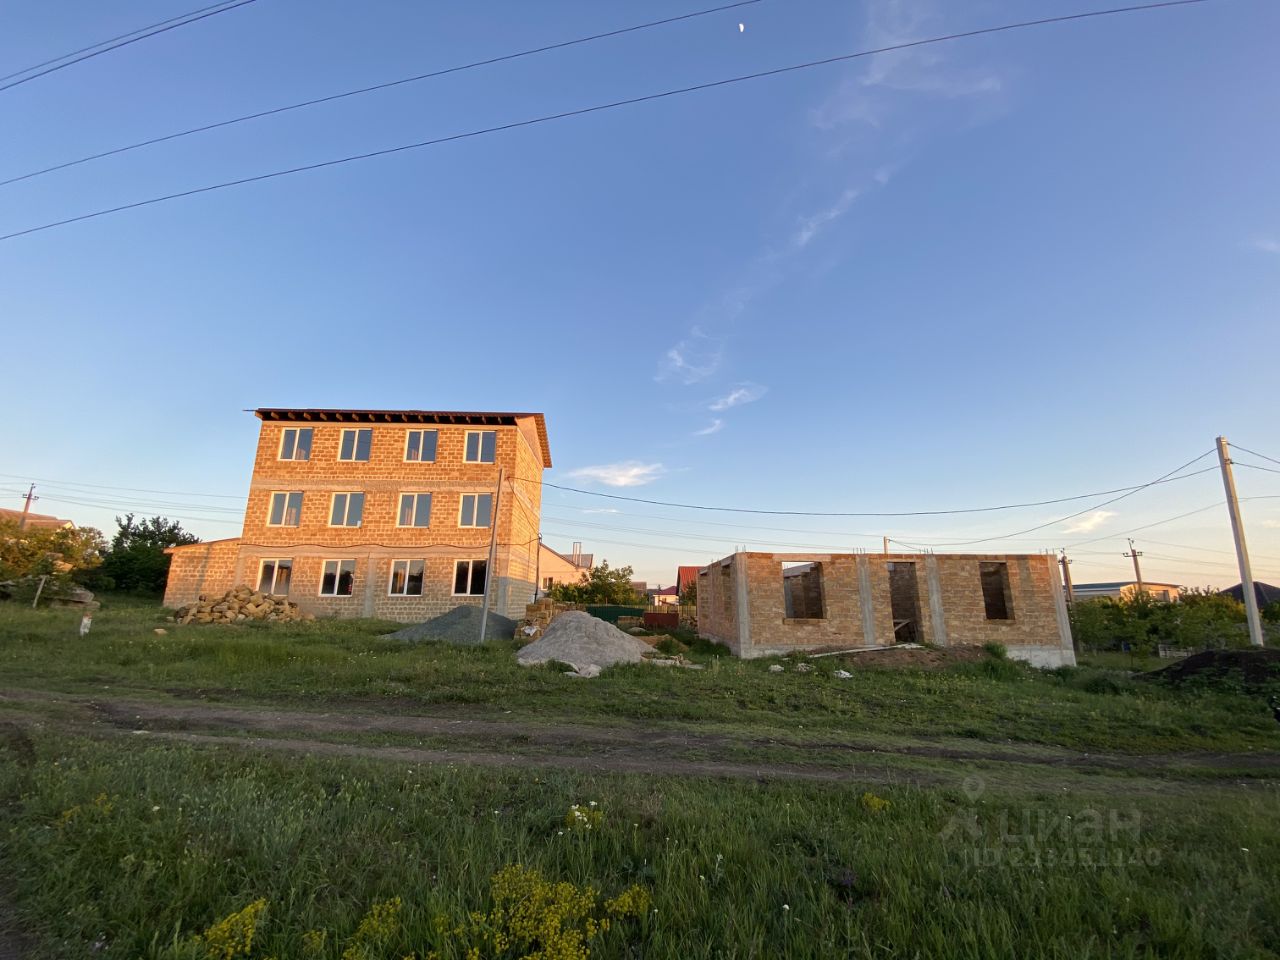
[18, 483, 37, 530]
[1123, 539, 1144, 595]
[1217, 436, 1265, 647]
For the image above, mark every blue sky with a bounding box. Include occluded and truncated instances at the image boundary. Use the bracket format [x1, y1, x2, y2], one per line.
[2, 0, 1278, 588]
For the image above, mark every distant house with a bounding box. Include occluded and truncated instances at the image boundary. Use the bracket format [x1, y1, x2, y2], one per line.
[1220, 581, 1280, 608]
[1072, 581, 1181, 603]
[538, 542, 592, 593]
[650, 585, 680, 606]
[676, 565, 700, 597]
[0, 507, 75, 531]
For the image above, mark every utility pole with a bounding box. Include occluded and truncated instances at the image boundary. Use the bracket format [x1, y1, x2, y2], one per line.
[1060, 549, 1074, 604]
[18, 484, 37, 530]
[883, 536, 890, 556]
[1123, 539, 1144, 596]
[1216, 436, 1264, 647]
[478, 466, 505, 645]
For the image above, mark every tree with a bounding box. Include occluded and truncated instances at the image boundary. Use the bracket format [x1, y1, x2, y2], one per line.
[546, 561, 644, 605]
[678, 578, 697, 606]
[0, 519, 105, 602]
[99, 514, 200, 595]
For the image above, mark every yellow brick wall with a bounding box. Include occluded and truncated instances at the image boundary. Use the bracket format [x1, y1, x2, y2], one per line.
[697, 551, 1071, 660]
[162, 539, 242, 608]
[163, 415, 548, 621]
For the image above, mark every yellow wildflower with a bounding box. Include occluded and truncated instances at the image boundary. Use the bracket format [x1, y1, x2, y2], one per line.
[201, 899, 268, 960]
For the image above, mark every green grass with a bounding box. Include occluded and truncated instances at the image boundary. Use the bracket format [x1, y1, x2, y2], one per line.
[2, 733, 1277, 960]
[1, 600, 1276, 754]
[2, 599, 1280, 958]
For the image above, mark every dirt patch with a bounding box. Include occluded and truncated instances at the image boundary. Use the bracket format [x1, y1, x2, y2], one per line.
[8, 688, 1278, 780]
[110, 727, 943, 787]
[823, 646, 988, 670]
[1143, 649, 1280, 696]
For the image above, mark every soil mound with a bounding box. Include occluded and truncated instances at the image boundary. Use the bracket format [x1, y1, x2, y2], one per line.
[387, 605, 517, 644]
[516, 611, 652, 674]
[1143, 648, 1280, 696]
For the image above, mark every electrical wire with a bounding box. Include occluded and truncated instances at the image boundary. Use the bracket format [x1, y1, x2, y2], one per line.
[1235, 461, 1280, 477]
[898, 456, 1218, 547]
[1231, 444, 1280, 468]
[0, 0, 259, 94]
[0, 0, 762, 189]
[0, 471, 243, 499]
[533, 463, 1218, 518]
[0, 0, 1215, 242]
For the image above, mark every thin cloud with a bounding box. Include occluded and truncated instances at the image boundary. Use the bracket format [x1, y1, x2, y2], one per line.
[694, 419, 724, 436]
[566, 461, 666, 488]
[709, 383, 767, 412]
[811, 0, 1004, 132]
[656, 328, 722, 384]
[793, 188, 860, 249]
[1062, 510, 1116, 534]
[1250, 237, 1280, 254]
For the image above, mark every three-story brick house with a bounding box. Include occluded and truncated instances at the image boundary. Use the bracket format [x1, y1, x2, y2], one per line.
[163, 408, 551, 621]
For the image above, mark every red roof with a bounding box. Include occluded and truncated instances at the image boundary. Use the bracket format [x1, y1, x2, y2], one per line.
[677, 565, 700, 592]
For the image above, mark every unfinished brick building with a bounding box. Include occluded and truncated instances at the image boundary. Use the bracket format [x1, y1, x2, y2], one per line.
[696, 551, 1075, 667]
[163, 408, 551, 621]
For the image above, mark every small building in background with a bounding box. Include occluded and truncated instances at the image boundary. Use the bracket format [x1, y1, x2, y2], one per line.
[697, 551, 1075, 667]
[1072, 581, 1181, 603]
[676, 565, 700, 598]
[650, 585, 680, 606]
[538, 541, 593, 593]
[0, 507, 75, 530]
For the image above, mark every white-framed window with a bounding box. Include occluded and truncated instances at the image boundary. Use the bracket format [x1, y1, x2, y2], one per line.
[458, 493, 493, 528]
[329, 492, 365, 527]
[257, 558, 293, 595]
[339, 428, 373, 462]
[464, 430, 497, 464]
[278, 427, 312, 461]
[397, 493, 432, 527]
[268, 491, 303, 526]
[389, 559, 425, 596]
[320, 559, 356, 597]
[405, 429, 438, 463]
[453, 559, 488, 596]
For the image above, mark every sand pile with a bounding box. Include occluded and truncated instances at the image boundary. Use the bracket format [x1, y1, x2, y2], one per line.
[516, 611, 652, 675]
[387, 605, 517, 644]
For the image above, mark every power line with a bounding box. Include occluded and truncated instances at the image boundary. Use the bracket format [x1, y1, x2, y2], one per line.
[886, 456, 1218, 547]
[1235, 461, 1280, 477]
[537, 465, 1217, 518]
[0, 0, 1216, 243]
[0, 0, 259, 94]
[0, 0, 762, 189]
[0, 471, 242, 499]
[1232, 444, 1280, 468]
[6, 452, 1221, 522]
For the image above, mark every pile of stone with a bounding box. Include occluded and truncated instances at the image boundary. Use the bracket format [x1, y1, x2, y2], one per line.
[174, 586, 315, 625]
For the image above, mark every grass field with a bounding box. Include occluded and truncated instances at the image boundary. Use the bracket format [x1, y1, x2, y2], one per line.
[1, 598, 1279, 959]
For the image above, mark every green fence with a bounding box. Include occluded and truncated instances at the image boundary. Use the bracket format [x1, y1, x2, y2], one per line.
[583, 604, 646, 624]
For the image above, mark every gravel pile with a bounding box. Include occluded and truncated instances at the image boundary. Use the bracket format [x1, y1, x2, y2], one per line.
[516, 611, 652, 674]
[387, 605, 517, 644]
